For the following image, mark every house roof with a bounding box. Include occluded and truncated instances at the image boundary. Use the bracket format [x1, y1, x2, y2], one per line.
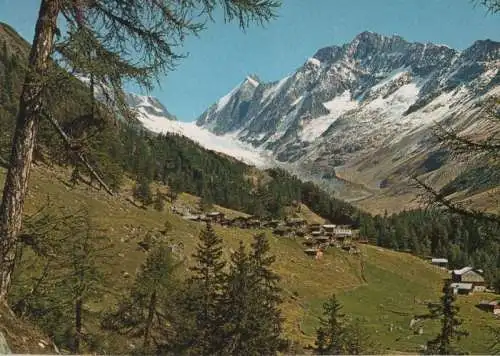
[207, 212, 222, 216]
[479, 300, 499, 306]
[450, 282, 473, 290]
[184, 214, 200, 220]
[431, 258, 448, 263]
[453, 266, 474, 275]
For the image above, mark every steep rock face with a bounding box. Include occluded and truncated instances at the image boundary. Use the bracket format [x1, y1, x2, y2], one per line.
[125, 92, 177, 122]
[196, 32, 500, 199]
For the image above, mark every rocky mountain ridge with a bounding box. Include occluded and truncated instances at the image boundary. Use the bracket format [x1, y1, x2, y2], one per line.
[195, 32, 500, 204]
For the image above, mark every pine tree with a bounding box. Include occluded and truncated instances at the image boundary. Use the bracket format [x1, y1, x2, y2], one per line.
[10, 208, 111, 353]
[221, 241, 255, 355]
[315, 294, 346, 355]
[63, 213, 111, 354]
[248, 233, 286, 354]
[343, 321, 377, 355]
[425, 280, 468, 355]
[184, 223, 227, 355]
[133, 178, 153, 206]
[199, 187, 215, 213]
[167, 177, 182, 203]
[153, 189, 165, 212]
[101, 245, 180, 354]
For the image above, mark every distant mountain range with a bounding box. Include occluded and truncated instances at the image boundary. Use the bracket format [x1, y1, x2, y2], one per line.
[131, 32, 500, 211]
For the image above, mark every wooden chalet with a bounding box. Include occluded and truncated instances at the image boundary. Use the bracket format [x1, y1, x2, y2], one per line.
[303, 237, 316, 246]
[333, 227, 353, 239]
[322, 224, 336, 236]
[309, 223, 322, 233]
[452, 267, 486, 292]
[263, 220, 281, 229]
[273, 227, 289, 237]
[314, 235, 330, 243]
[311, 230, 322, 237]
[477, 300, 500, 315]
[304, 248, 318, 256]
[295, 229, 306, 237]
[229, 216, 248, 228]
[206, 211, 225, 224]
[450, 282, 474, 295]
[431, 258, 448, 268]
[286, 218, 307, 228]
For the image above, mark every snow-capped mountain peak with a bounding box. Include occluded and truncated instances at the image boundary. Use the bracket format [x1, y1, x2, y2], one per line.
[125, 92, 177, 121]
[195, 31, 500, 198]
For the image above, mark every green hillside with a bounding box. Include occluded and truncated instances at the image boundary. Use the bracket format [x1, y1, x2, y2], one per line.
[1, 165, 497, 354]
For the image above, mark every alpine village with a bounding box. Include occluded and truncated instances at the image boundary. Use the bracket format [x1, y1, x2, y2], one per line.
[0, 0, 499, 355]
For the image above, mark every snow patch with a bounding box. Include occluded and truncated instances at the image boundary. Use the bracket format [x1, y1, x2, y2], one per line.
[300, 91, 358, 142]
[215, 85, 240, 113]
[245, 76, 259, 87]
[291, 95, 304, 107]
[134, 108, 270, 167]
[306, 57, 321, 67]
[261, 76, 291, 103]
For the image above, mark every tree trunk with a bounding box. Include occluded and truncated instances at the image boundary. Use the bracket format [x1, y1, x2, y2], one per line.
[74, 271, 84, 354]
[0, 0, 61, 300]
[143, 290, 157, 352]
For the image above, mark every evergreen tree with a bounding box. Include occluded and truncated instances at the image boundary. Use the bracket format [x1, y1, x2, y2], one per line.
[167, 177, 182, 203]
[10, 208, 111, 353]
[315, 294, 346, 355]
[425, 280, 468, 355]
[153, 189, 165, 212]
[133, 178, 153, 206]
[343, 321, 377, 355]
[101, 245, 180, 354]
[247, 233, 286, 354]
[221, 241, 256, 355]
[199, 186, 215, 213]
[63, 213, 110, 354]
[184, 223, 227, 355]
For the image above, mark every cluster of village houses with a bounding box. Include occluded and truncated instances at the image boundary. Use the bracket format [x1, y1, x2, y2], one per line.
[175, 209, 362, 258]
[174, 208, 499, 315]
[430, 259, 499, 316]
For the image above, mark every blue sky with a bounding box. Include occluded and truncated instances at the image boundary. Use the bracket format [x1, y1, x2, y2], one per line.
[1, 0, 499, 121]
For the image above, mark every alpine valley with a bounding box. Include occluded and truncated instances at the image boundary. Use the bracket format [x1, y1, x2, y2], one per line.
[174, 31, 500, 213]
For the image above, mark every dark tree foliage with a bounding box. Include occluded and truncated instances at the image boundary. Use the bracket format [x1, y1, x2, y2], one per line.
[314, 294, 376, 355]
[133, 178, 153, 206]
[101, 245, 180, 354]
[183, 223, 227, 355]
[221, 238, 286, 355]
[9, 207, 112, 353]
[247, 233, 287, 354]
[153, 188, 165, 212]
[425, 280, 468, 355]
[315, 294, 345, 355]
